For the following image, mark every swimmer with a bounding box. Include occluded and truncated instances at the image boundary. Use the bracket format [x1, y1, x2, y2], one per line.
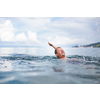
[48, 42, 70, 60]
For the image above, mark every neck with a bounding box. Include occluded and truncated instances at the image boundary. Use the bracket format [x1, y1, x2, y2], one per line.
[58, 56, 70, 60]
[58, 56, 66, 59]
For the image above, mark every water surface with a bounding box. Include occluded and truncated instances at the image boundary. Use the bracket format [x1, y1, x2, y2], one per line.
[0, 47, 100, 84]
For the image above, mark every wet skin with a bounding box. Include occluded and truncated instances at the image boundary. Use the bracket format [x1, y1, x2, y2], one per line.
[56, 48, 66, 59]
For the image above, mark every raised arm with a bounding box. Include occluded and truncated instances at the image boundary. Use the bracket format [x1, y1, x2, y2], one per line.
[48, 42, 57, 49]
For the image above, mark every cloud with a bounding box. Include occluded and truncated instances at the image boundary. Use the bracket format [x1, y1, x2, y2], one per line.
[27, 31, 40, 43]
[0, 20, 41, 46]
[1, 17, 100, 47]
[18, 17, 51, 32]
[0, 20, 15, 42]
[15, 33, 27, 42]
[46, 17, 100, 45]
[19, 17, 51, 26]
[49, 36, 83, 46]
[47, 37, 51, 40]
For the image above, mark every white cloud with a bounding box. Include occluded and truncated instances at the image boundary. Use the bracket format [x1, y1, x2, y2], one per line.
[18, 17, 51, 32]
[50, 36, 82, 46]
[0, 20, 15, 42]
[19, 17, 51, 26]
[27, 31, 40, 43]
[15, 33, 27, 42]
[1, 17, 100, 47]
[47, 37, 51, 40]
[0, 20, 41, 46]
[14, 31, 41, 44]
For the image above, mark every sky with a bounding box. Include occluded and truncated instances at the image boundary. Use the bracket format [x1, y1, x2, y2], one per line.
[0, 17, 100, 47]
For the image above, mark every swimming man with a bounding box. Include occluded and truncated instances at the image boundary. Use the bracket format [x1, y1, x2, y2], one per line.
[48, 42, 70, 60]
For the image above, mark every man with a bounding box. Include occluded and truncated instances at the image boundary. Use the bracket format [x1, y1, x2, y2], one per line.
[48, 42, 70, 60]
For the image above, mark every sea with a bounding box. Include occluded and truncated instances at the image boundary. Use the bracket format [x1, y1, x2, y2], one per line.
[0, 47, 100, 84]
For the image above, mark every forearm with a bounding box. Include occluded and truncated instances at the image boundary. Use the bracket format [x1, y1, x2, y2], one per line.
[51, 44, 57, 49]
[48, 42, 57, 49]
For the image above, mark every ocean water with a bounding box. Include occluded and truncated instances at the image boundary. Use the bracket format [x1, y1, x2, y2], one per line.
[0, 47, 100, 84]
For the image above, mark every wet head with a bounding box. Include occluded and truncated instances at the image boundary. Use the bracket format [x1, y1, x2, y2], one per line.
[55, 47, 66, 59]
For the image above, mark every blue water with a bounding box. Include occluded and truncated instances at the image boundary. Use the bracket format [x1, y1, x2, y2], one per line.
[0, 47, 100, 84]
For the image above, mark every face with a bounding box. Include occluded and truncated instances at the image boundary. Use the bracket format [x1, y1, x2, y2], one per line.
[56, 48, 65, 58]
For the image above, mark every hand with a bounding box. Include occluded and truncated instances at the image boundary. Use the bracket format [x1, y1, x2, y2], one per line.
[48, 42, 53, 46]
[48, 42, 57, 49]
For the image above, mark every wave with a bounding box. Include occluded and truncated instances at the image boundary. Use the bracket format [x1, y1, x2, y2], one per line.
[0, 54, 57, 61]
[68, 55, 100, 62]
[0, 54, 100, 61]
